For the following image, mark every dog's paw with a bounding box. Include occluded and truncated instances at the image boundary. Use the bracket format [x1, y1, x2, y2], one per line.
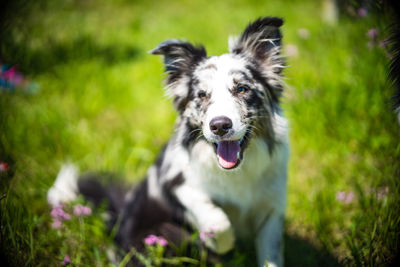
[199, 213, 235, 254]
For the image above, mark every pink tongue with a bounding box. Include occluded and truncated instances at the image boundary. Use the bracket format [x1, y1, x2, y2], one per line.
[217, 141, 240, 169]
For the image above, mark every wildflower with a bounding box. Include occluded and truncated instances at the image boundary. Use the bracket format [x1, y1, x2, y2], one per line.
[200, 228, 215, 242]
[73, 204, 92, 217]
[367, 29, 378, 40]
[0, 162, 9, 172]
[51, 205, 71, 220]
[371, 187, 389, 199]
[357, 8, 368, 17]
[61, 255, 71, 265]
[156, 236, 168, 246]
[51, 219, 62, 229]
[284, 44, 298, 58]
[144, 234, 168, 246]
[0, 64, 40, 94]
[336, 191, 354, 204]
[297, 28, 310, 39]
[50, 204, 70, 228]
[144, 234, 158, 245]
[1, 66, 16, 80]
[377, 187, 389, 199]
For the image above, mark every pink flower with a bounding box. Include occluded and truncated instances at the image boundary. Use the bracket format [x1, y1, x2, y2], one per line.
[61, 255, 71, 265]
[371, 187, 389, 199]
[144, 235, 168, 246]
[377, 187, 389, 199]
[2, 67, 16, 80]
[0, 162, 9, 172]
[336, 192, 346, 202]
[50, 205, 70, 228]
[358, 8, 368, 17]
[297, 28, 310, 39]
[51, 219, 62, 229]
[367, 29, 378, 40]
[156, 237, 168, 246]
[73, 204, 92, 216]
[336, 191, 355, 204]
[284, 44, 298, 57]
[200, 228, 215, 242]
[51, 205, 70, 220]
[144, 235, 158, 245]
[12, 73, 24, 86]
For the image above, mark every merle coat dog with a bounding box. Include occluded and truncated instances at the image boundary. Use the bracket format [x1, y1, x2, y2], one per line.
[48, 17, 289, 267]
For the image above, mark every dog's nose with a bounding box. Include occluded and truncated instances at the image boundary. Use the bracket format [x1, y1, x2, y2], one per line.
[209, 116, 233, 136]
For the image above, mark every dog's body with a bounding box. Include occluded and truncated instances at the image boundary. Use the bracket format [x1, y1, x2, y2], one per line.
[48, 17, 289, 267]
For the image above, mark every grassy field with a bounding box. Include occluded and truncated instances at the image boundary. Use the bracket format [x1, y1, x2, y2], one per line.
[1, 0, 399, 266]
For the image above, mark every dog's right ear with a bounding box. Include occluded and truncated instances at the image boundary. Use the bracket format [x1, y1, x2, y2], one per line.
[150, 40, 207, 85]
[229, 17, 284, 67]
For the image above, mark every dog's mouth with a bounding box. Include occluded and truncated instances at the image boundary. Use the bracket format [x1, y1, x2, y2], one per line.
[211, 131, 250, 170]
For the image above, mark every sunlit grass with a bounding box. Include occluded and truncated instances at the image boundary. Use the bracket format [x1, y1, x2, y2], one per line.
[1, 0, 399, 266]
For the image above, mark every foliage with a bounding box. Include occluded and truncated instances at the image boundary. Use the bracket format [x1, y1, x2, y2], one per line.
[1, 0, 399, 266]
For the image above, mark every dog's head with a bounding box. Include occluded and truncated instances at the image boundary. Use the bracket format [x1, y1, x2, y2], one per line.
[151, 17, 285, 170]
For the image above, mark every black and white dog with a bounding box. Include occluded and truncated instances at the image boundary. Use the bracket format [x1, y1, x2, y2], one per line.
[48, 17, 289, 267]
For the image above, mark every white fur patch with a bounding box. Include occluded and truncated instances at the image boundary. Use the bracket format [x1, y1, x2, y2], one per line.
[195, 55, 251, 142]
[47, 164, 79, 207]
[174, 183, 235, 254]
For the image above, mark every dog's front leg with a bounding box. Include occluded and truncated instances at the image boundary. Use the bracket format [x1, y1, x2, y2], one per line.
[173, 184, 235, 254]
[255, 212, 284, 267]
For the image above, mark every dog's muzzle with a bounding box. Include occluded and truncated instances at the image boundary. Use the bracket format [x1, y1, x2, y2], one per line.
[208, 116, 247, 169]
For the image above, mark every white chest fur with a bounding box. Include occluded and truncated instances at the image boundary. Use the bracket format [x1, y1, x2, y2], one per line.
[183, 137, 289, 226]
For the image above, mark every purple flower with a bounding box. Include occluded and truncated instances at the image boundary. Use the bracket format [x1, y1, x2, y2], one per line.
[61, 255, 71, 265]
[50, 205, 70, 228]
[367, 29, 378, 40]
[284, 44, 298, 57]
[73, 204, 92, 217]
[144, 234, 168, 246]
[0, 162, 9, 172]
[2, 67, 16, 80]
[156, 237, 168, 246]
[357, 8, 368, 17]
[51, 219, 62, 229]
[336, 192, 346, 202]
[297, 28, 310, 39]
[144, 235, 158, 245]
[371, 187, 389, 199]
[377, 187, 389, 199]
[51, 205, 70, 220]
[200, 228, 215, 242]
[336, 191, 355, 204]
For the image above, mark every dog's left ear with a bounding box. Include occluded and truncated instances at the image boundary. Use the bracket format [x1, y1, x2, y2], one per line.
[150, 40, 207, 84]
[230, 17, 284, 67]
[150, 40, 207, 111]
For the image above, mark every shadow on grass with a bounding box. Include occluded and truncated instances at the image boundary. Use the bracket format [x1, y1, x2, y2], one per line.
[0, 34, 140, 74]
[221, 232, 342, 266]
[285, 233, 342, 267]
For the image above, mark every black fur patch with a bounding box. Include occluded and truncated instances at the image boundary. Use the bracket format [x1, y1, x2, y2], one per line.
[150, 40, 207, 82]
[181, 118, 202, 149]
[115, 180, 176, 251]
[247, 64, 280, 105]
[77, 173, 127, 230]
[151, 40, 207, 113]
[387, 1, 400, 110]
[231, 17, 283, 59]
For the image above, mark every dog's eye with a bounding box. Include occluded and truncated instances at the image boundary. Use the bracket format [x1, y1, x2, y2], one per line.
[236, 85, 248, 94]
[198, 91, 207, 99]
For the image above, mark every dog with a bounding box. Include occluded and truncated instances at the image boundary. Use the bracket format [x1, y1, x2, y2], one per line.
[48, 17, 289, 267]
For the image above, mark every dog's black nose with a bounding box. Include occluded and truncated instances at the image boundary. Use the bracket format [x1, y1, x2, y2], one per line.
[209, 116, 233, 136]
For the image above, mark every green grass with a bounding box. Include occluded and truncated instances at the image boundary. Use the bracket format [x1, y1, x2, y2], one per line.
[1, 0, 399, 266]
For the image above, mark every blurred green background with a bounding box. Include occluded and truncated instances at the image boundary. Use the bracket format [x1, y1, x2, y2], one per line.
[0, 0, 399, 266]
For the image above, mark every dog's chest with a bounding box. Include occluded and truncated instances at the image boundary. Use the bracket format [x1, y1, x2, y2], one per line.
[183, 138, 287, 230]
